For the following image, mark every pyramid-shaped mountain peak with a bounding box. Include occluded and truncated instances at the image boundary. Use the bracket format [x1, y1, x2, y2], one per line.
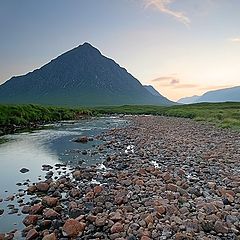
[75, 42, 101, 54]
[0, 43, 174, 106]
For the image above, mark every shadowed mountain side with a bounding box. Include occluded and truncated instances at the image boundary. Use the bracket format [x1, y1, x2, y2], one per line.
[0, 43, 174, 106]
[144, 85, 163, 97]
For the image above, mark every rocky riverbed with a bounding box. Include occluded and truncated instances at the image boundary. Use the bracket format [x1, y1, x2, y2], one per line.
[0, 116, 240, 239]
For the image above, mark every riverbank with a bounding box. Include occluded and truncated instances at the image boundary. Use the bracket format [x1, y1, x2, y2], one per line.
[0, 105, 93, 136]
[94, 102, 240, 130]
[1, 115, 239, 239]
[1, 102, 240, 138]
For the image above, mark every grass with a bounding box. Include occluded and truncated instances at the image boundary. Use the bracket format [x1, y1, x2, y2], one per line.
[0, 102, 239, 134]
[0, 138, 8, 144]
[0, 104, 93, 134]
[93, 102, 240, 130]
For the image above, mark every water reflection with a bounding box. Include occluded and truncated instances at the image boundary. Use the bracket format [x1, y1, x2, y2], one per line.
[0, 117, 126, 234]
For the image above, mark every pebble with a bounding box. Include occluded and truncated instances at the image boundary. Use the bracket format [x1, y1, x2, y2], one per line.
[20, 168, 30, 174]
[1, 116, 239, 239]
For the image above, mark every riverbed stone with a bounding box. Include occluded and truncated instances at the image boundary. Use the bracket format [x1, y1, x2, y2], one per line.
[62, 219, 86, 237]
[2, 115, 238, 239]
[42, 196, 58, 207]
[20, 168, 30, 173]
[36, 182, 49, 192]
[23, 215, 38, 226]
[26, 229, 38, 240]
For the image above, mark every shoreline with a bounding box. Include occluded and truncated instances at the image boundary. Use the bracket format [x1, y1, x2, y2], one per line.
[0, 115, 239, 239]
[0, 115, 92, 138]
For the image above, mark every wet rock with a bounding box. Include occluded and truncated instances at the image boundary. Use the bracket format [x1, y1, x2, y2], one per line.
[201, 220, 214, 233]
[39, 220, 52, 229]
[109, 211, 122, 222]
[74, 136, 88, 143]
[167, 183, 178, 192]
[5, 195, 15, 201]
[0, 209, 4, 216]
[22, 205, 31, 214]
[30, 204, 44, 214]
[26, 229, 38, 240]
[36, 182, 49, 192]
[27, 185, 37, 194]
[175, 232, 193, 240]
[43, 209, 59, 220]
[82, 150, 87, 155]
[42, 196, 58, 207]
[111, 222, 124, 233]
[115, 192, 128, 205]
[93, 185, 103, 195]
[2, 115, 239, 239]
[42, 165, 53, 171]
[23, 215, 38, 226]
[145, 214, 154, 225]
[140, 236, 151, 240]
[62, 219, 86, 237]
[72, 170, 81, 180]
[69, 188, 81, 198]
[9, 208, 18, 214]
[20, 168, 29, 173]
[214, 220, 228, 234]
[69, 208, 83, 219]
[155, 205, 166, 216]
[42, 233, 57, 240]
[95, 213, 108, 227]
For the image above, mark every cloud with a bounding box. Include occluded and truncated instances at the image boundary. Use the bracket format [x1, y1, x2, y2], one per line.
[151, 76, 176, 82]
[173, 83, 198, 89]
[229, 38, 240, 43]
[151, 75, 180, 86]
[170, 78, 179, 84]
[150, 75, 197, 88]
[144, 0, 190, 26]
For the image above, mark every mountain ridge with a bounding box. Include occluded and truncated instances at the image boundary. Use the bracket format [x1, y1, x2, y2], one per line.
[0, 43, 174, 106]
[144, 85, 163, 97]
[178, 86, 240, 104]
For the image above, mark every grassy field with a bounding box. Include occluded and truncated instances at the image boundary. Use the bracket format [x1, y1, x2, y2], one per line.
[0, 104, 92, 135]
[0, 102, 239, 134]
[93, 102, 240, 130]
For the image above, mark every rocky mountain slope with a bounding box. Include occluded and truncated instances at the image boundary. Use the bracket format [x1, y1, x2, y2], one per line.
[0, 43, 174, 106]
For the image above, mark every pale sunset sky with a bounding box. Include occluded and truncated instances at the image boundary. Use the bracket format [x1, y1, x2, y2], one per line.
[0, 0, 240, 101]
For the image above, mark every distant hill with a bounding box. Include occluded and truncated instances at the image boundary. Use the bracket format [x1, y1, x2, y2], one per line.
[197, 86, 240, 103]
[178, 95, 200, 104]
[0, 43, 174, 106]
[178, 86, 240, 104]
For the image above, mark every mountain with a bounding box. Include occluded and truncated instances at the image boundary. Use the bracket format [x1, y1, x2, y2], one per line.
[178, 95, 200, 104]
[197, 86, 240, 103]
[144, 85, 163, 97]
[0, 43, 174, 106]
[178, 86, 240, 104]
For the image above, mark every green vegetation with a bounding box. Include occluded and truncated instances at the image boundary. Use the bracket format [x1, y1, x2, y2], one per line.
[0, 104, 92, 134]
[0, 102, 239, 135]
[0, 138, 8, 144]
[93, 102, 240, 130]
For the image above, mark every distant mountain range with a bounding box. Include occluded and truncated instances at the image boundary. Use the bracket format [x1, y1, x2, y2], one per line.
[178, 86, 240, 104]
[178, 95, 201, 104]
[0, 43, 174, 106]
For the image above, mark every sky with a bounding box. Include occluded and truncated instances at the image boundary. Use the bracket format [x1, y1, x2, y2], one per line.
[0, 0, 240, 101]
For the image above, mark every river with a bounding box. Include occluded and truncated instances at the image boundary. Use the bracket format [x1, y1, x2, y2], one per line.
[0, 116, 127, 237]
